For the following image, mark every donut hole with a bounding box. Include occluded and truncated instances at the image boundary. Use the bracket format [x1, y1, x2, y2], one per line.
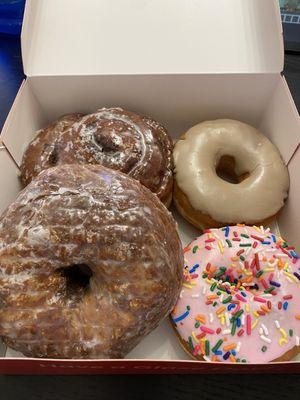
[216, 155, 250, 184]
[58, 264, 93, 293]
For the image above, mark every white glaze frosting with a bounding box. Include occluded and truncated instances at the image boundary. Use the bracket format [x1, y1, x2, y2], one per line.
[172, 225, 300, 363]
[173, 120, 289, 223]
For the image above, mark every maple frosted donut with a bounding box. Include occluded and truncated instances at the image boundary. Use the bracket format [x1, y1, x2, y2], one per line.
[173, 119, 289, 229]
[0, 164, 183, 359]
[171, 225, 300, 363]
[20, 107, 173, 207]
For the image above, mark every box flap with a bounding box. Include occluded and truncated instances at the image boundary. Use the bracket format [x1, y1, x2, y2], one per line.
[22, 0, 284, 76]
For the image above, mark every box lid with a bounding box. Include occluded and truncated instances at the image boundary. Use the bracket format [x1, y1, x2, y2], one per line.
[22, 0, 284, 76]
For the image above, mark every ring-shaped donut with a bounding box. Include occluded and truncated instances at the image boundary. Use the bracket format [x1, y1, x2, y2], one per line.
[0, 164, 183, 358]
[171, 225, 300, 363]
[173, 120, 289, 229]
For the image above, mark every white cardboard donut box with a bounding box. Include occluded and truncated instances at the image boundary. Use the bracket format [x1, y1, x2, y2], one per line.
[0, 0, 299, 374]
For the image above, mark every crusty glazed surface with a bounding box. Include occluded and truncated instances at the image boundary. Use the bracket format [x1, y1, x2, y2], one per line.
[0, 164, 183, 359]
[20, 113, 83, 186]
[20, 108, 173, 205]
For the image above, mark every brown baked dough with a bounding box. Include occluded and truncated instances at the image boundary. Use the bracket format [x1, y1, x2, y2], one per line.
[173, 181, 279, 231]
[20, 108, 173, 207]
[20, 113, 83, 186]
[0, 164, 183, 358]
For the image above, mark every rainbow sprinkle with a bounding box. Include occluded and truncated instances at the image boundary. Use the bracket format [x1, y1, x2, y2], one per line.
[172, 225, 300, 363]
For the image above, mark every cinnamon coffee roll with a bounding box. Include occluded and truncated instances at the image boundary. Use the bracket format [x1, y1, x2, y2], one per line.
[20, 108, 173, 206]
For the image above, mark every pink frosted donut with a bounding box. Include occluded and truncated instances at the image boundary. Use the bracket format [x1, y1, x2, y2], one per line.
[171, 225, 300, 363]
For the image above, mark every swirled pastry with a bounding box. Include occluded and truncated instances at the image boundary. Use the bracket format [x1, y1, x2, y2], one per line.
[20, 108, 173, 206]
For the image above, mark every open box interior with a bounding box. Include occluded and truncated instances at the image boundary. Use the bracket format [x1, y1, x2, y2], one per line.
[0, 71, 299, 365]
[0, 0, 300, 372]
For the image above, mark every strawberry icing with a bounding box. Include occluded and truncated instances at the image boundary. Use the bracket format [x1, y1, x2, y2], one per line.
[171, 225, 300, 363]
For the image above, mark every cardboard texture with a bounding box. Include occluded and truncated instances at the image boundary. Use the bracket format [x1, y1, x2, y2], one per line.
[0, 0, 299, 374]
[22, 0, 283, 76]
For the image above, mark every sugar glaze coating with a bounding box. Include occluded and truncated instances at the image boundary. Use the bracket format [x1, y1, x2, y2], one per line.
[0, 164, 183, 358]
[20, 113, 83, 186]
[172, 226, 300, 363]
[20, 108, 173, 205]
